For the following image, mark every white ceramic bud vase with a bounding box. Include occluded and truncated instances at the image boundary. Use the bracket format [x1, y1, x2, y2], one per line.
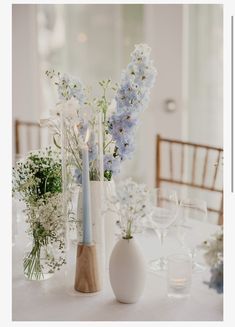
[109, 237, 147, 304]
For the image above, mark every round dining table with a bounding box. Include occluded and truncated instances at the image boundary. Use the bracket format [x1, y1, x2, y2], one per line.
[12, 206, 223, 321]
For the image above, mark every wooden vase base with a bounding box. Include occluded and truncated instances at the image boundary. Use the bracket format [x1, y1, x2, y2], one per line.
[74, 243, 101, 293]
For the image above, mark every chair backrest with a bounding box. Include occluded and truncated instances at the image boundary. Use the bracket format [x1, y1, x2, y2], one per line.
[156, 134, 223, 225]
[14, 119, 49, 157]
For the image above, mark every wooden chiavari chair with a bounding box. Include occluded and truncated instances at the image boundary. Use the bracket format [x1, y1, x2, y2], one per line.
[14, 119, 42, 157]
[156, 134, 223, 225]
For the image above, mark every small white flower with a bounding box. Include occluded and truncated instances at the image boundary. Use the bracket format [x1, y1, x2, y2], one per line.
[107, 178, 152, 238]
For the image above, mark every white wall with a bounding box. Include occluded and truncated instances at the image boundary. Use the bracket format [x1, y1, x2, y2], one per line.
[185, 4, 223, 148]
[12, 5, 41, 122]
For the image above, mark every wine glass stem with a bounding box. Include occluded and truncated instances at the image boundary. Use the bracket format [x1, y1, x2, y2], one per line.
[159, 230, 166, 269]
[153, 229, 167, 270]
[159, 231, 164, 246]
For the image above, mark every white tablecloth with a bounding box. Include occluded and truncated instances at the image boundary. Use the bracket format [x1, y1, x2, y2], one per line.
[12, 212, 223, 321]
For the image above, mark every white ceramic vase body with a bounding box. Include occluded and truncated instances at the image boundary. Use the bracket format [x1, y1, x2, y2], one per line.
[109, 237, 147, 304]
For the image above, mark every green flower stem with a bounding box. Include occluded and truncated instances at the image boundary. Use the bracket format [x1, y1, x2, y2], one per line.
[100, 82, 109, 152]
[65, 128, 82, 170]
[53, 134, 61, 149]
[104, 140, 113, 150]
[24, 219, 53, 280]
[24, 240, 43, 280]
[125, 219, 132, 240]
[70, 125, 83, 158]
[44, 171, 52, 194]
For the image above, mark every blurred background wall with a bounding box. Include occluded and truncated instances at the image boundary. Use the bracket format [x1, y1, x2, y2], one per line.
[12, 4, 223, 189]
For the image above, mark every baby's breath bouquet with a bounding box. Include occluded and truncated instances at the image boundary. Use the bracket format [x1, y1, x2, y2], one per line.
[13, 147, 66, 280]
[107, 179, 152, 239]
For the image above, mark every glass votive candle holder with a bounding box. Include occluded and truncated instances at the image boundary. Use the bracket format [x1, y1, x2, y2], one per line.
[167, 253, 192, 299]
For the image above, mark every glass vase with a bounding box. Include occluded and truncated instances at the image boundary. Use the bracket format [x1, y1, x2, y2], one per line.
[23, 239, 55, 281]
[23, 194, 66, 281]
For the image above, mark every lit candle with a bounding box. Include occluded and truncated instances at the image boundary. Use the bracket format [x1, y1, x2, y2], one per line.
[82, 129, 92, 244]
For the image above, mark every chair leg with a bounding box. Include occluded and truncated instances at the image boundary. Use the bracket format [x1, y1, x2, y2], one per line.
[218, 213, 223, 225]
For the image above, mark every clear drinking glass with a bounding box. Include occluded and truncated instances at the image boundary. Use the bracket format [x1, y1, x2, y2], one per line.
[167, 253, 192, 298]
[177, 198, 208, 273]
[147, 188, 178, 272]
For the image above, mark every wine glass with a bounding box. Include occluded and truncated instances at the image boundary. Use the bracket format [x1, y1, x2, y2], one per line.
[147, 188, 178, 272]
[177, 198, 207, 273]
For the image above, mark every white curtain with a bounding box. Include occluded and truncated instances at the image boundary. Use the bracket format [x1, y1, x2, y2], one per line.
[37, 4, 144, 114]
[183, 4, 223, 223]
[185, 4, 223, 147]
